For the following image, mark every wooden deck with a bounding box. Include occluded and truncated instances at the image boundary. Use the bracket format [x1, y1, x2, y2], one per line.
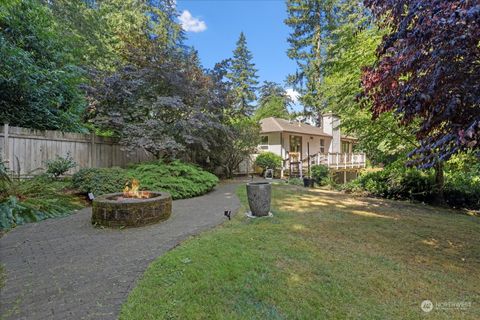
[282, 152, 366, 178]
[310, 152, 366, 169]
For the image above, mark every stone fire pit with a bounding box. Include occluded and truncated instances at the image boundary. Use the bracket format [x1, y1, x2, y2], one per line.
[92, 192, 172, 227]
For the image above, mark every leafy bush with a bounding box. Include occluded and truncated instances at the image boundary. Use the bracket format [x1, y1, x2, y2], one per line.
[342, 161, 435, 201]
[72, 167, 129, 195]
[311, 165, 329, 185]
[343, 155, 480, 209]
[45, 153, 77, 178]
[0, 175, 82, 230]
[0, 0, 86, 131]
[255, 152, 282, 174]
[287, 178, 304, 186]
[72, 161, 219, 200]
[443, 153, 480, 209]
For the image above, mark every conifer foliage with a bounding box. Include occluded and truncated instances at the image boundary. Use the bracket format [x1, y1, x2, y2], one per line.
[226, 32, 259, 117]
[285, 0, 337, 112]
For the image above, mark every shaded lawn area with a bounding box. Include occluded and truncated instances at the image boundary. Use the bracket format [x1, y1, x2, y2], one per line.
[120, 184, 480, 319]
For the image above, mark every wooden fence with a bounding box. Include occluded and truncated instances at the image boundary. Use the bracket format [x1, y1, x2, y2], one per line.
[1, 124, 153, 176]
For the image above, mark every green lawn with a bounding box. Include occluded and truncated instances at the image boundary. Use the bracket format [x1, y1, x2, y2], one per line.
[120, 184, 480, 319]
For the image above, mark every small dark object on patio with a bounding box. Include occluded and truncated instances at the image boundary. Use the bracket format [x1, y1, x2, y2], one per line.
[303, 177, 315, 188]
[224, 210, 231, 220]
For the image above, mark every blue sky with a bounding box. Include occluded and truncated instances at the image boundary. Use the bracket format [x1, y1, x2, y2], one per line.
[176, 0, 300, 105]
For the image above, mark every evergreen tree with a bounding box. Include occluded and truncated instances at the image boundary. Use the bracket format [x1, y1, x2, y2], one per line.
[284, 0, 338, 114]
[286, 0, 416, 164]
[227, 32, 259, 117]
[254, 81, 291, 120]
[146, 0, 185, 49]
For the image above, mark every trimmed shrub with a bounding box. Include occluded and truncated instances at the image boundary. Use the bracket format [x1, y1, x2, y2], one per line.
[311, 164, 329, 185]
[72, 167, 129, 195]
[72, 161, 219, 200]
[128, 161, 218, 199]
[255, 152, 282, 175]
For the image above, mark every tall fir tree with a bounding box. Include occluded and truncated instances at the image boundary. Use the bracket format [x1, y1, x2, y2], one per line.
[284, 0, 338, 114]
[317, 1, 417, 164]
[227, 32, 259, 117]
[253, 81, 291, 120]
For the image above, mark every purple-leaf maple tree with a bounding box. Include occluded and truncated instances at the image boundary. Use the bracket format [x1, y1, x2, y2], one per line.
[362, 0, 480, 168]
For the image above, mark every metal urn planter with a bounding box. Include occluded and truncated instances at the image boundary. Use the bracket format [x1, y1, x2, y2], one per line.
[246, 182, 271, 217]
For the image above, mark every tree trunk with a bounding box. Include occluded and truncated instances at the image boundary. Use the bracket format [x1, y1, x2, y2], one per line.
[432, 161, 445, 205]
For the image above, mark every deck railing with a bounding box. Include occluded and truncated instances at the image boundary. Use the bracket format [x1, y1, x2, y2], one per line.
[283, 152, 366, 175]
[311, 152, 367, 169]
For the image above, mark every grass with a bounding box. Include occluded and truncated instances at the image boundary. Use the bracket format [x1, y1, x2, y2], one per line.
[120, 184, 480, 319]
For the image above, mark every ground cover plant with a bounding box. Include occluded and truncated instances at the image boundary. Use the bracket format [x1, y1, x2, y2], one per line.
[129, 161, 219, 199]
[120, 184, 480, 319]
[287, 177, 303, 186]
[0, 175, 84, 230]
[72, 161, 218, 200]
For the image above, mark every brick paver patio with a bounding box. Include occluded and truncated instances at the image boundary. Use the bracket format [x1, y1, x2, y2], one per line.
[0, 182, 241, 320]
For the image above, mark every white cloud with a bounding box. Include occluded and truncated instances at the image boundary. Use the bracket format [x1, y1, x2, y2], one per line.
[286, 88, 300, 104]
[179, 10, 207, 33]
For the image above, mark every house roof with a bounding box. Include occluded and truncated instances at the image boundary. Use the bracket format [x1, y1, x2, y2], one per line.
[341, 135, 357, 141]
[260, 117, 332, 138]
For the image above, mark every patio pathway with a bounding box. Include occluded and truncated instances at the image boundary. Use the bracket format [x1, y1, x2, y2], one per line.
[0, 181, 242, 320]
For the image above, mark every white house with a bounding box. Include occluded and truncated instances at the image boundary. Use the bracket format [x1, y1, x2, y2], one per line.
[243, 114, 366, 183]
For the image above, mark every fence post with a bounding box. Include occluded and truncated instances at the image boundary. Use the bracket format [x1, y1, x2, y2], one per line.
[89, 133, 96, 168]
[2, 123, 9, 169]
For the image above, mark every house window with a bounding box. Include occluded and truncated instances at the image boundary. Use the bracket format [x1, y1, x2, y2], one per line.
[341, 141, 350, 153]
[320, 139, 325, 153]
[260, 135, 268, 145]
[289, 135, 302, 153]
[260, 135, 269, 149]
